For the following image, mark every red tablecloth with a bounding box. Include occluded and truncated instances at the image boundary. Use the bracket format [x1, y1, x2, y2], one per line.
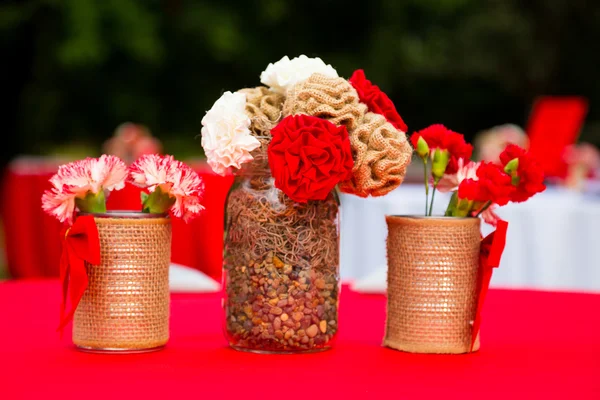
[0, 159, 233, 281]
[1, 280, 598, 399]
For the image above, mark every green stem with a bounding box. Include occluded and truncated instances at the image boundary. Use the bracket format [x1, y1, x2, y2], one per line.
[474, 200, 492, 217]
[428, 183, 437, 216]
[444, 192, 458, 216]
[423, 160, 429, 216]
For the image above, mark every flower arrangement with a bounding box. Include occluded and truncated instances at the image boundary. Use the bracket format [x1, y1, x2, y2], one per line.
[202, 55, 412, 353]
[411, 124, 546, 222]
[42, 154, 204, 224]
[42, 154, 204, 352]
[384, 124, 547, 355]
[201, 54, 412, 199]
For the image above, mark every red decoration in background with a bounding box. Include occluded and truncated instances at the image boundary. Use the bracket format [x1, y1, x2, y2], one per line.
[269, 114, 354, 203]
[525, 96, 588, 179]
[58, 215, 100, 332]
[349, 69, 408, 132]
[410, 124, 473, 174]
[499, 144, 546, 203]
[471, 220, 508, 351]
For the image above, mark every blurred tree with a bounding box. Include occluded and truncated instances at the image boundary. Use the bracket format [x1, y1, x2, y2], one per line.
[2, 0, 600, 167]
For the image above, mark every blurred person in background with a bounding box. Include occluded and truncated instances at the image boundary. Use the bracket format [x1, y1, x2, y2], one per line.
[103, 122, 162, 164]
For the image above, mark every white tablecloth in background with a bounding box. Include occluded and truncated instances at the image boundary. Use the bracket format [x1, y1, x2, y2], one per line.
[339, 184, 600, 293]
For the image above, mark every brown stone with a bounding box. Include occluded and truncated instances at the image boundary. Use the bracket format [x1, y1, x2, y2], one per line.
[270, 307, 283, 315]
[319, 320, 327, 333]
[273, 255, 284, 268]
[306, 324, 319, 338]
[314, 278, 326, 289]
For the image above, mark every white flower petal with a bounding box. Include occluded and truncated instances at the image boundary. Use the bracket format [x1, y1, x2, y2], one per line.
[200, 91, 260, 176]
[259, 55, 338, 94]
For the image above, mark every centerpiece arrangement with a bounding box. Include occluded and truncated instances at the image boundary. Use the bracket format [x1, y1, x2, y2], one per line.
[385, 124, 546, 353]
[201, 55, 412, 353]
[42, 154, 204, 353]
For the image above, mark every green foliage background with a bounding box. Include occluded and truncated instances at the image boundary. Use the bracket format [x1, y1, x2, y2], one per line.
[3, 0, 600, 164]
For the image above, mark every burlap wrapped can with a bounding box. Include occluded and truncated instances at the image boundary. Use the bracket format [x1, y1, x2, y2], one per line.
[73, 212, 172, 353]
[384, 216, 481, 354]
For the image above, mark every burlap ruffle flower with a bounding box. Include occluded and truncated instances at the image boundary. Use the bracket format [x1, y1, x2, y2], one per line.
[237, 86, 285, 137]
[339, 112, 412, 197]
[234, 87, 285, 173]
[283, 73, 367, 132]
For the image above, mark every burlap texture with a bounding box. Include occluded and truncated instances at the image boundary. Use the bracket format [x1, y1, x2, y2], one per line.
[339, 112, 412, 197]
[73, 216, 172, 351]
[384, 216, 481, 354]
[238, 86, 285, 137]
[283, 73, 367, 132]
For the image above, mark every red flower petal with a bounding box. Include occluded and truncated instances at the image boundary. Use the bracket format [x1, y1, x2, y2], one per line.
[499, 144, 546, 202]
[410, 124, 473, 175]
[349, 69, 408, 132]
[269, 114, 354, 202]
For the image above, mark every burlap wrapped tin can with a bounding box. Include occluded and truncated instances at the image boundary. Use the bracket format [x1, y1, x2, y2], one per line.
[384, 216, 481, 354]
[73, 212, 172, 353]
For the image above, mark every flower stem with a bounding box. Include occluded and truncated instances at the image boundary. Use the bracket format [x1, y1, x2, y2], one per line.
[428, 183, 437, 216]
[474, 200, 492, 217]
[423, 160, 429, 216]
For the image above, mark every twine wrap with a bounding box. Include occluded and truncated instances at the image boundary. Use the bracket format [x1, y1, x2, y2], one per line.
[340, 112, 412, 197]
[73, 214, 172, 351]
[384, 216, 481, 354]
[283, 73, 367, 132]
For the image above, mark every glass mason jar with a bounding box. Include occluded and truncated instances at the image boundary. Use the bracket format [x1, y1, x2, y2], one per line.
[223, 144, 340, 353]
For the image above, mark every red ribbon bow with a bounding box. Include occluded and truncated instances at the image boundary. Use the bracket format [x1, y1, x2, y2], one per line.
[58, 215, 100, 333]
[470, 220, 508, 351]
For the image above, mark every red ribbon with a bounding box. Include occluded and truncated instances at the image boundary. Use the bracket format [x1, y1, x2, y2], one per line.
[58, 215, 100, 333]
[470, 220, 508, 351]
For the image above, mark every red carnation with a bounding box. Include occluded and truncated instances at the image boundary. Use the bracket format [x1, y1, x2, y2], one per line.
[410, 124, 473, 174]
[457, 178, 482, 202]
[458, 162, 514, 205]
[499, 144, 546, 202]
[268, 114, 354, 203]
[348, 69, 408, 132]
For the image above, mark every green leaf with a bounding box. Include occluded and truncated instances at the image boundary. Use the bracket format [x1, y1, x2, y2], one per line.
[75, 190, 106, 213]
[141, 186, 175, 214]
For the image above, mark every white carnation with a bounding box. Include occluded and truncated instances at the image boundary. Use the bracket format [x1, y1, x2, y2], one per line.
[260, 55, 338, 94]
[201, 91, 260, 176]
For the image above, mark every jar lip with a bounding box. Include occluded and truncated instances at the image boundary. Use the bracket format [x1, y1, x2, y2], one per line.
[78, 210, 168, 219]
[387, 215, 477, 220]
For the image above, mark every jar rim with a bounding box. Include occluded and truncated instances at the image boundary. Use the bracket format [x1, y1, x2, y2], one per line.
[387, 215, 477, 220]
[78, 210, 168, 219]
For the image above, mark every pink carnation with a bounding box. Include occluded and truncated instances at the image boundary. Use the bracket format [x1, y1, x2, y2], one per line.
[41, 188, 78, 225]
[129, 154, 205, 222]
[437, 158, 480, 193]
[479, 203, 501, 227]
[42, 155, 128, 224]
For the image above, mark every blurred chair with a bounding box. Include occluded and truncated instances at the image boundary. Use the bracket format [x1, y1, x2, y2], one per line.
[526, 96, 589, 180]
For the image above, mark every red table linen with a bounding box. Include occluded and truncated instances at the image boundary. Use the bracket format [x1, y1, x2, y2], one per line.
[0, 280, 598, 399]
